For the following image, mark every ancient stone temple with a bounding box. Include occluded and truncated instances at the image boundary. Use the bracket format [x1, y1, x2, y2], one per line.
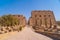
[13, 15, 27, 27]
[0, 15, 27, 34]
[28, 10, 57, 32]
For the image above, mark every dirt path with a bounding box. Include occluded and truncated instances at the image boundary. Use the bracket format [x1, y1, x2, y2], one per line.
[5, 26, 53, 40]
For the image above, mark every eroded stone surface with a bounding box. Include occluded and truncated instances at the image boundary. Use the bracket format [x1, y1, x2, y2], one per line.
[28, 10, 57, 32]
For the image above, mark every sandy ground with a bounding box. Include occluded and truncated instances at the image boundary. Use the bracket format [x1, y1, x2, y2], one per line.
[3, 26, 53, 40]
[0, 31, 18, 40]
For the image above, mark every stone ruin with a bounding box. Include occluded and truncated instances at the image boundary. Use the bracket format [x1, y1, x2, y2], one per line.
[13, 15, 26, 27]
[28, 10, 57, 32]
[0, 10, 58, 34]
[0, 15, 27, 34]
[0, 26, 13, 34]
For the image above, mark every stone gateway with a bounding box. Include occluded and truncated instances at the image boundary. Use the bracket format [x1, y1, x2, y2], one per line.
[0, 10, 58, 34]
[28, 10, 57, 32]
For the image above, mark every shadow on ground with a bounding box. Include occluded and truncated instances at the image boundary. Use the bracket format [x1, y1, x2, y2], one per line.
[35, 31, 60, 40]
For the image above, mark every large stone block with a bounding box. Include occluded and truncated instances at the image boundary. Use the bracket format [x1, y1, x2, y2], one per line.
[29, 10, 57, 32]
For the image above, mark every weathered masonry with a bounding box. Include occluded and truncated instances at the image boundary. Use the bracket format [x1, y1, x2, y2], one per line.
[13, 15, 27, 27]
[0, 15, 27, 34]
[28, 10, 57, 32]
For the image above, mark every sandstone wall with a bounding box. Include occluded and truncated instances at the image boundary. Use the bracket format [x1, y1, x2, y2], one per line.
[28, 10, 57, 32]
[13, 15, 27, 27]
[0, 15, 27, 34]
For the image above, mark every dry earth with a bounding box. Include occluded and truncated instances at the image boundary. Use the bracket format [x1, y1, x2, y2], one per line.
[0, 26, 53, 40]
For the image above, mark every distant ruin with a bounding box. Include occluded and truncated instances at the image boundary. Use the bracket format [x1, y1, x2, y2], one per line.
[28, 10, 57, 32]
[0, 10, 58, 34]
[13, 15, 26, 27]
[0, 15, 27, 34]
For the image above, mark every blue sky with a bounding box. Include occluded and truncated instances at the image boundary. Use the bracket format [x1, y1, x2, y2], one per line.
[0, 0, 60, 21]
